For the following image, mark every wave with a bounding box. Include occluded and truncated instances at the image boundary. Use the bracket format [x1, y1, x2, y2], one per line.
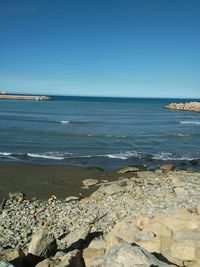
[152, 152, 198, 161]
[0, 151, 199, 162]
[180, 121, 200, 125]
[60, 120, 70, 124]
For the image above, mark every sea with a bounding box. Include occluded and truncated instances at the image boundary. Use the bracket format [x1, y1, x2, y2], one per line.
[0, 96, 200, 170]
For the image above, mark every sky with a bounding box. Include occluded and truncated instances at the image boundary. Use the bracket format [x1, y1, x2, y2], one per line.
[0, 0, 200, 98]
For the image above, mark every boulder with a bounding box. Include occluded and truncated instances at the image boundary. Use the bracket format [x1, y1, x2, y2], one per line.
[28, 228, 57, 258]
[0, 259, 15, 267]
[169, 241, 197, 262]
[160, 164, 175, 172]
[60, 225, 91, 250]
[92, 183, 125, 196]
[57, 250, 84, 267]
[117, 166, 140, 174]
[35, 258, 57, 267]
[0, 249, 25, 267]
[83, 248, 105, 267]
[82, 179, 99, 187]
[91, 243, 175, 267]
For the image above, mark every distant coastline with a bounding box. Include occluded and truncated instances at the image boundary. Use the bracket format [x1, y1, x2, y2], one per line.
[0, 94, 51, 101]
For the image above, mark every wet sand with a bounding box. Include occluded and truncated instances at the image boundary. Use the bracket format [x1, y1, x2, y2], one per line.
[0, 162, 119, 201]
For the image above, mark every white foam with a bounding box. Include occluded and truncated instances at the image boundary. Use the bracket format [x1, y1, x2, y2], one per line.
[180, 121, 200, 125]
[27, 152, 65, 160]
[60, 120, 70, 124]
[152, 152, 197, 161]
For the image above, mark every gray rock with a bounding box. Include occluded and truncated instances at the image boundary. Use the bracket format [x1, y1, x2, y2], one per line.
[92, 183, 125, 196]
[28, 228, 57, 258]
[0, 259, 15, 267]
[61, 226, 91, 250]
[91, 243, 175, 267]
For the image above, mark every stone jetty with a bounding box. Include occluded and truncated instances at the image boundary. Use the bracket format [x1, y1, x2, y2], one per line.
[0, 95, 51, 101]
[1, 168, 200, 266]
[166, 101, 200, 112]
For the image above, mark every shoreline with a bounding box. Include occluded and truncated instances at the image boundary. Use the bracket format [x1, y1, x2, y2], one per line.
[0, 162, 119, 201]
[0, 160, 200, 202]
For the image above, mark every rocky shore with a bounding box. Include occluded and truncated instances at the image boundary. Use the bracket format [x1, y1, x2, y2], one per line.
[166, 102, 200, 112]
[0, 95, 51, 101]
[1, 166, 200, 266]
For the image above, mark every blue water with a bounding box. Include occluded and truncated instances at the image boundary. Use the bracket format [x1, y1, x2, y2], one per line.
[0, 96, 200, 170]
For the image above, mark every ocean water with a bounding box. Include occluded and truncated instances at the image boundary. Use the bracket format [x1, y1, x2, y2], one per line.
[0, 96, 200, 170]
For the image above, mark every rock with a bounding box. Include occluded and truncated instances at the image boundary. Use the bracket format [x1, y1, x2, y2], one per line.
[196, 202, 200, 215]
[169, 241, 197, 262]
[106, 221, 139, 250]
[0, 259, 15, 267]
[173, 230, 200, 241]
[92, 183, 125, 196]
[58, 250, 84, 267]
[0, 249, 25, 267]
[28, 228, 57, 258]
[160, 164, 175, 172]
[83, 248, 105, 267]
[82, 179, 99, 187]
[117, 166, 140, 174]
[8, 192, 24, 201]
[166, 102, 200, 113]
[91, 242, 175, 267]
[65, 196, 80, 203]
[60, 226, 91, 250]
[35, 259, 57, 267]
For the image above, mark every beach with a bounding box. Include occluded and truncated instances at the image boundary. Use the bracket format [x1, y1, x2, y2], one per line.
[0, 162, 120, 201]
[1, 167, 200, 266]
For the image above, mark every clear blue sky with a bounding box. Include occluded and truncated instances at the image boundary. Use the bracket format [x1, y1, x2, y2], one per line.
[0, 0, 199, 98]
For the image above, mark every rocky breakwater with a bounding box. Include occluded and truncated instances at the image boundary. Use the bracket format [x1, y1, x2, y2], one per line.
[0, 95, 51, 101]
[1, 168, 200, 266]
[166, 101, 200, 112]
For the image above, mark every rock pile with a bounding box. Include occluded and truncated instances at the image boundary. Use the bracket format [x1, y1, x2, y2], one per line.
[0, 95, 51, 101]
[1, 169, 200, 266]
[166, 102, 200, 112]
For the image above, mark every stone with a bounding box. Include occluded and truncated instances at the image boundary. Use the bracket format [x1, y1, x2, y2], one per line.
[196, 202, 200, 215]
[35, 259, 57, 267]
[91, 243, 175, 267]
[170, 241, 197, 262]
[0, 249, 25, 263]
[28, 228, 57, 258]
[106, 221, 139, 250]
[57, 250, 84, 267]
[8, 192, 24, 200]
[117, 166, 140, 174]
[166, 102, 200, 113]
[65, 196, 80, 203]
[160, 164, 175, 172]
[173, 230, 200, 241]
[92, 183, 125, 196]
[60, 226, 91, 249]
[82, 179, 99, 187]
[83, 248, 105, 267]
[0, 259, 15, 267]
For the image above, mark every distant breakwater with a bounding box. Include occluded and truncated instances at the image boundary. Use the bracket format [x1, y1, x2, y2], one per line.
[166, 101, 200, 112]
[0, 95, 51, 101]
